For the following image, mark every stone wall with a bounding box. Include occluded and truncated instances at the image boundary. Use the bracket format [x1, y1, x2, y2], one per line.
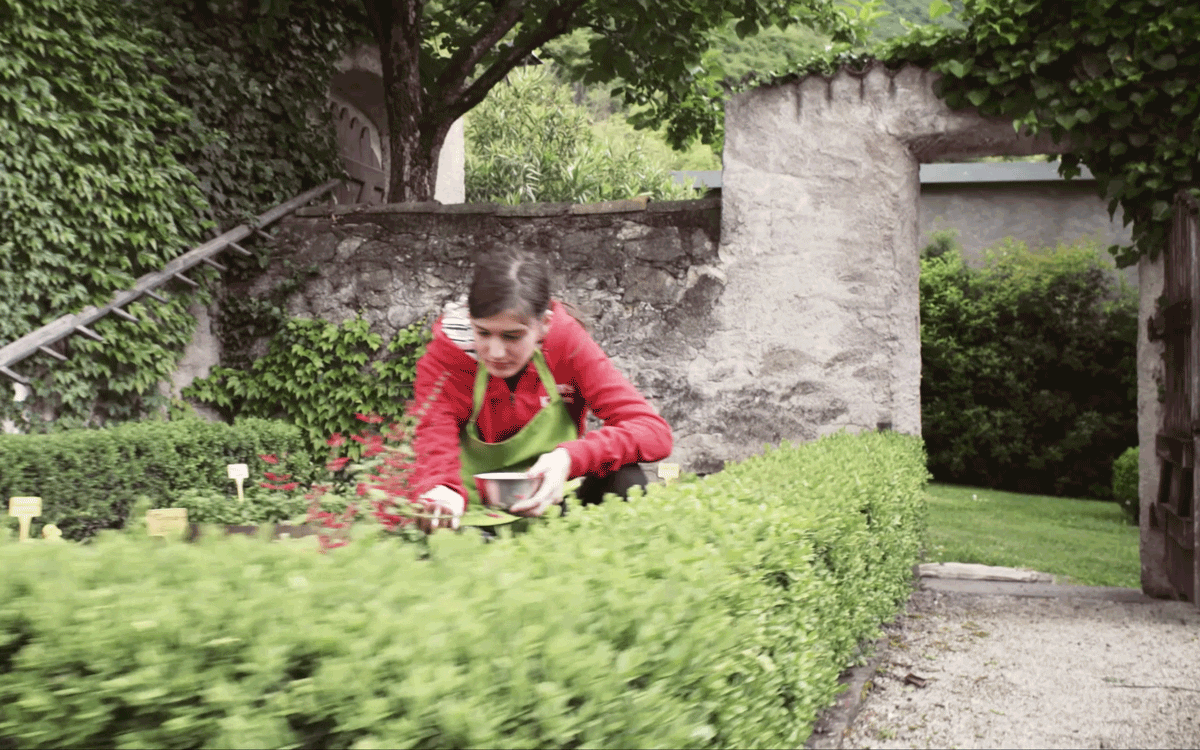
[228, 197, 737, 470]
[220, 63, 1078, 474]
[717, 63, 1061, 457]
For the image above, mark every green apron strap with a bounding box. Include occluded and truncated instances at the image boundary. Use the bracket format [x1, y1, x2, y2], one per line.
[457, 349, 579, 518]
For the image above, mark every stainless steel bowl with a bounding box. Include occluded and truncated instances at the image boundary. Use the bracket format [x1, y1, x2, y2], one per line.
[473, 472, 538, 509]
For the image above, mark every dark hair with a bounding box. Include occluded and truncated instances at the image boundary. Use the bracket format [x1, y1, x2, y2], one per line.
[468, 248, 552, 320]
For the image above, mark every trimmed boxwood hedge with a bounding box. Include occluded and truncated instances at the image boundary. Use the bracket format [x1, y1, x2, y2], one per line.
[0, 429, 928, 748]
[0, 418, 314, 541]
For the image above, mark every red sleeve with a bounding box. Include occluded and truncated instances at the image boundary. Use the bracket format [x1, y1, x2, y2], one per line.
[411, 320, 476, 503]
[548, 307, 673, 477]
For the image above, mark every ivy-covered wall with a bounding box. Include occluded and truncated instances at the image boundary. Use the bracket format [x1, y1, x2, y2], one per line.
[0, 0, 350, 430]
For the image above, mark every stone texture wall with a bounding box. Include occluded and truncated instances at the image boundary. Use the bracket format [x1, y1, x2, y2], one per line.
[920, 181, 1133, 261]
[229, 197, 733, 469]
[716, 63, 1060, 456]
[219, 62, 1076, 474]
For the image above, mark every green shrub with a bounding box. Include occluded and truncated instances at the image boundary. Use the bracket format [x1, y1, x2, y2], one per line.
[466, 67, 692, 204]
[920, 235, 1138, 499]
[1112, 446, 1139, 525]
[174, 487, 356, 526]
[184, 317, 430, 459]
[176, 489, 305, 526]
[0, 418, 314, 541]
[0, 429, 927, 748]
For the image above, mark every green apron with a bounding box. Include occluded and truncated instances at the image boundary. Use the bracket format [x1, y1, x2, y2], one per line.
[457, 349, 579, 526]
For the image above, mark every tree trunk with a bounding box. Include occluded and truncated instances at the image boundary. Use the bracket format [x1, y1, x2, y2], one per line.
[366, 0, 446, 202]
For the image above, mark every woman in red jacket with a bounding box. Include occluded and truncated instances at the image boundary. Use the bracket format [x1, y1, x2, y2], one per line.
[411, 248, 673, 531]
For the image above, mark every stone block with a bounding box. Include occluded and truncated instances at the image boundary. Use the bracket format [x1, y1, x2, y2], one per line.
[496, 203, 573, 217]
[569, 196, 649, 215]
[623, 268, 679, 306]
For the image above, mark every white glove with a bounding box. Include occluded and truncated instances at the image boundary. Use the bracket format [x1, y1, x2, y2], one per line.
[418, 485, 465, 532]
[510, 448, 572, 517]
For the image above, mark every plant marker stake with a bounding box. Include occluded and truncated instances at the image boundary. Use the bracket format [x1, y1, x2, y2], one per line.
[227, 463, 249, 502]
[657, 463, 680, 485]
[8, 496, 41, 542]
[146, 508, 188, 539]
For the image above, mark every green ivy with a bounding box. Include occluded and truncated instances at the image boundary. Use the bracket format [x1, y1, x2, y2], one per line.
[0, 0, 354, 427]
[136, 0, 353, 231]
[183, 317, 431, 459]
[762, 0, 1200, 267]
[0, 0, 214, 429]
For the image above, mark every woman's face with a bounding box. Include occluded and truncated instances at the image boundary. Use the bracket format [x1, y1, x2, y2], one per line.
[471, 309, 549, 379]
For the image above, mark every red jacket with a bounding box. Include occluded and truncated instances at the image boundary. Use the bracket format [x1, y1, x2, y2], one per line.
[411, 300, 673, 503]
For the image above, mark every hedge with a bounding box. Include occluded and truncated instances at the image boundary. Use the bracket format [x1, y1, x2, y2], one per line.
[0, 418, 315, 541]
[1111, 446, 1139, 525]
[920, 235, 1137, 499]
[0, 429, 927, 749]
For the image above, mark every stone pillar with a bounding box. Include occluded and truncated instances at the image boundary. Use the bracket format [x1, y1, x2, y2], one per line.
[711, 63, 1059, 464]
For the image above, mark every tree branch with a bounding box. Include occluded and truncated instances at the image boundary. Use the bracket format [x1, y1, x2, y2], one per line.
[441, 0, 588, 121]
[433, 0, 529, 98]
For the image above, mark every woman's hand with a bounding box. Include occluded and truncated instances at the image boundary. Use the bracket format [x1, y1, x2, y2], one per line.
[509, 448, 572, 517]
[418, 485, 465, 533]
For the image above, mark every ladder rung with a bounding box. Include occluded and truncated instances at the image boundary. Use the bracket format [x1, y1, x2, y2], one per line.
[111, 307, 138, 323]
[75, 325, 105, 342]
[172, 273, 199, 287]
[201, 257, 228, 272]
[227, 241, 253, 256]
[37, 345, 67, 361]
[143, 289, 167, 303]
[0, 366, 30, 385]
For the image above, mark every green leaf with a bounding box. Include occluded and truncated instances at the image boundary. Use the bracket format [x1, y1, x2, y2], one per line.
[928, 0, 953, 19]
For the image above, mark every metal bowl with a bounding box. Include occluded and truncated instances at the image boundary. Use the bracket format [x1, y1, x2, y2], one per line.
[473, 472, 538, 509]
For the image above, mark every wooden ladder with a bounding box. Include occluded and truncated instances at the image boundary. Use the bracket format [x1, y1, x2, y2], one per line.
[0, 180, 340, 385]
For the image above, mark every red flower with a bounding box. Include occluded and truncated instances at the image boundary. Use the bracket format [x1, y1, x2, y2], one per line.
[258, 454, 279, 465]
[355, 413, 385, 424]
[327, 456, 351, 472]
[327, 433, 346, 447]
[263, 471, 291, 482]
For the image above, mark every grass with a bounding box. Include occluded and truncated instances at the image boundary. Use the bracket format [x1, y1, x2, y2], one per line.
[923, 482, 1140, 589]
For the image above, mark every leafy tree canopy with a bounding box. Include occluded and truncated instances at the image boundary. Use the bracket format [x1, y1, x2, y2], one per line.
[465, 68, 692, 204]
[359, 0, 870, 201]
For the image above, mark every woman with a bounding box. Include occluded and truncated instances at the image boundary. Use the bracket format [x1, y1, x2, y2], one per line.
[410, 248, 673, 531]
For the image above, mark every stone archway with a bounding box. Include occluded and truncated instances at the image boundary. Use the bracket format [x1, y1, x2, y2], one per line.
[330, 45, 465, 205]
[690, 62, 1059, 469]
[715, 61, 1180, 597]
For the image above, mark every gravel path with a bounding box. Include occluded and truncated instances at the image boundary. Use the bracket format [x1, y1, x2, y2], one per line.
[833, 583, 1200, 749]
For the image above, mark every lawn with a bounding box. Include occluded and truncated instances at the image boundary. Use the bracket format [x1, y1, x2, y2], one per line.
[923, 482, 1141, 589]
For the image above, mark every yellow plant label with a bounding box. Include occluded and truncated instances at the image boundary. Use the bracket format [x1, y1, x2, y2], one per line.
[146, 508, 189, 538]
[657, 463, 681, 484]
[8, 496, 41, 517]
